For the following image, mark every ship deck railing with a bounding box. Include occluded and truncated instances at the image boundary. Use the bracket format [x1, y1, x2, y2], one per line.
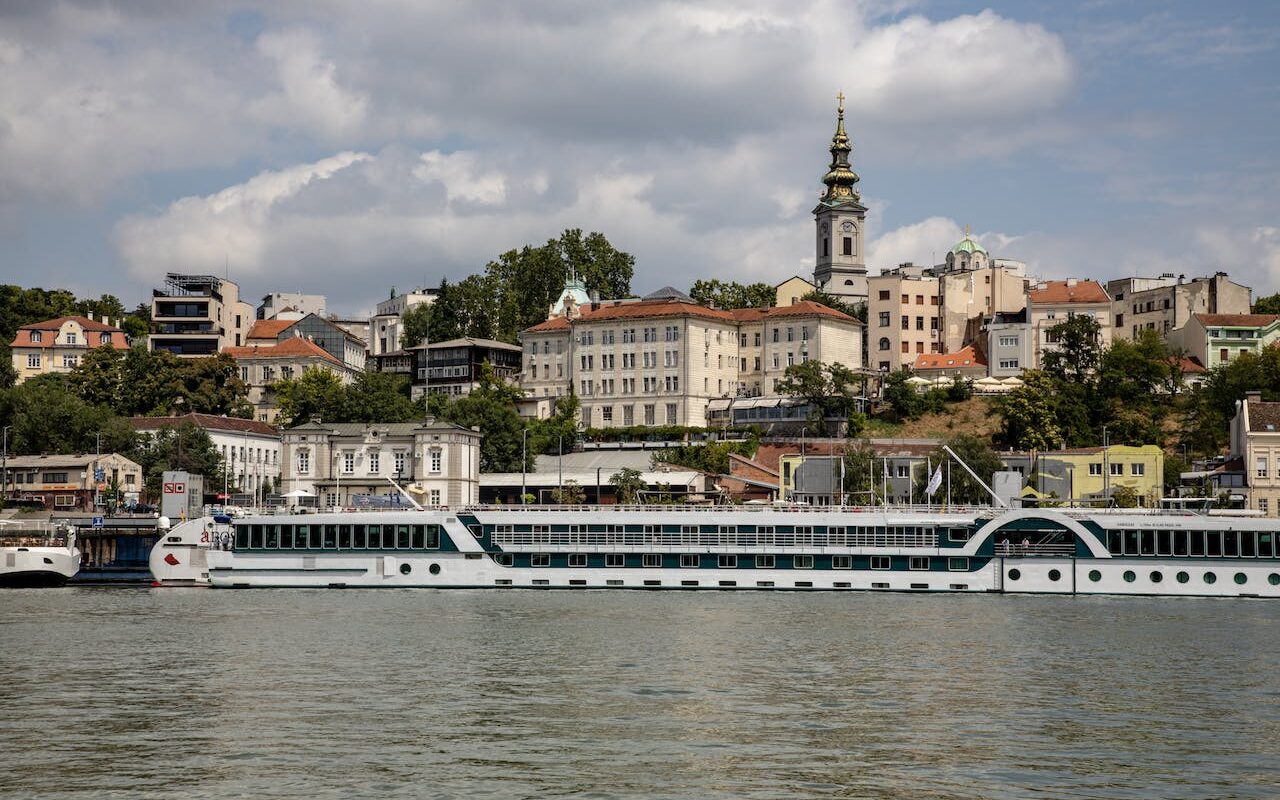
[490, 528, 942, 550]
[996, 542, 1077, 557]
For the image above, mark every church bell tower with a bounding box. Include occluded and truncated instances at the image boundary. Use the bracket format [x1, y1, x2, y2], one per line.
[812, 92, 868, 304]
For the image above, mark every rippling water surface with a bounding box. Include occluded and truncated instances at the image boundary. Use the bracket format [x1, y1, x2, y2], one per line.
[1, 589, 1277, 799]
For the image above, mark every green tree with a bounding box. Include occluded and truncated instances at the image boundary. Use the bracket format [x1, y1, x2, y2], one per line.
[343, 371, 418, 423]
[75, 294, 127, 324]
[0, 347, 16, 389]
[775, 360, 863, 435]
[131, 422, 224, 500]
[275, 367, 349, 426]
[688, 279, 776, 309]
[0, 374, 119, 456]
[528, 392, 580, 459]
[551, 479, 586, 505]
[69, 345, 127, 408]
[175, 353, 253, 417]
[881, 369, 924, 421]
[609, 467, 646, 504]
[652, 439, 757, 474]
[1110, 484, 1140, 508]
[912, 434, 1004, 505]
[401, 302, 433, 348]
[994, 371, 1064, 450]
[840, 440, 884, 505]
[1042, 315, 1103, 384]
[1252, 293, 1280, 315]
[432, 363, 525, 472]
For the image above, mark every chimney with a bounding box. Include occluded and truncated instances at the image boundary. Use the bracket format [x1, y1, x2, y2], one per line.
[86, 311, 94, 321]
[1246, 391, 1262, 405]
[1066, 278, 1078, 288]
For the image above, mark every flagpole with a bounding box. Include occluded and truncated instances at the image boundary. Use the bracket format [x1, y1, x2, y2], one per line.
[946, 459, 951, 508]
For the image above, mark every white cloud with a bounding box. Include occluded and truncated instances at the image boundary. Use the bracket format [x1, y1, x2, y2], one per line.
[413, 151, 506, 206]
[251, 29, 369, 138]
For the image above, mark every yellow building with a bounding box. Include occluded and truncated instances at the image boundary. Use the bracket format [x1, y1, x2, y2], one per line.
[774, 276, 816, 308]
[1009, 445, 1165, 506]
[9, 315, 130, 384]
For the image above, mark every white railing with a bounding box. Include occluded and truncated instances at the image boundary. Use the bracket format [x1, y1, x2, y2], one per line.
[491, 527, 940, 550]
[996, 542, 1076, 556]
[467, 503, 991, 516]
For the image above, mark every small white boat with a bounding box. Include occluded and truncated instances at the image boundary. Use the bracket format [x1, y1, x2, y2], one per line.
[0, 522, 81, 588]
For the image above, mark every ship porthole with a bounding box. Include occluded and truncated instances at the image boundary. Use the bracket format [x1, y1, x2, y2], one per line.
[1176, 571, 1190, 584]
[399, 563, 411, 575]
[1234, 572, 1247, 585]
[1047, 569, 1061, 582]
[1088, 570, 1101, 582]
[429, 563, 441, 575]
[1149, 570, 1162, 583]
[1123, 570, 1136, 583]
[1203, 572, 1217, 584]
[1007, 568, 1021, 581]
[1269, 573, 1280, 586]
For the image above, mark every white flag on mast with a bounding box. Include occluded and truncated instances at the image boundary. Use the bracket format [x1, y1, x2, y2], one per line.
[925, 464, 943, 497]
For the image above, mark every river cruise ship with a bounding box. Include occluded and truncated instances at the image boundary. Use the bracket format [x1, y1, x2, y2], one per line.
[0, 522, 80, 588]
[148, 505, 1280, 597]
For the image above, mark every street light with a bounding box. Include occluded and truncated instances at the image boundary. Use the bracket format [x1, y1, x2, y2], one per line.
[2, 425, 11, 506]
[521, 428, 530, 505]
[1102, 424, 1110, 502]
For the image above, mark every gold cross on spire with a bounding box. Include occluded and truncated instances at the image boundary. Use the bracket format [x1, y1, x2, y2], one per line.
[836, 91, 845, 113]
[965, 223, 971, 237]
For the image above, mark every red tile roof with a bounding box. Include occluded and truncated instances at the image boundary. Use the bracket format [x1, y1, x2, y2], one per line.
[129, 412, 278, 436]
[524, 316, 573, 333]
[223, 337, 341, 366]
[913, 345, 986, 370]
[523, 298, 855, 334]
[10, 316, 128, 349]
[1028, 280, 1109, 305]
[1177, 356, 1206, 374]
[735, 300, 855, 322]
[246, 319, 296, 340]
[1195, 313, 1280, 328]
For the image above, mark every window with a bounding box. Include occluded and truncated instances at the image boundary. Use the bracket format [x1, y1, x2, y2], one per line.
[531, 553, 551, 567]
[342, 452, 355, 473]
[430, 449, 442, 472]
[605, 554, 625, 568]
[948, 557, 969, 571]
[393, 452, 406, 475]
[878, 290, 890, 301]
[832, 555, 852, 569]
[1257, 457, 1268, 478]
[842, 237, 852, 256]
[793, 555, 813, 569]
[26, 354, 40, 368]
[878, 311, 890, 327]
[999, 359, 1019, 370]
[718, 555, 737, 568]
[568, 554, 588, 567]
[901, 315, 909, 330]
[429, 489, 441, 506]
[369, 453, 379, 474]
[61, 355, 78, 368]
[65, 332, 77, 345]
[1131, 463, 1145, 476]
[1110, 462, 1124, 476]
[998, 336, 1018, 347]
[1089, 463, 1103, 476]
[30, 331, 42, 343]
[1260, 498, 1270, 516]
[680, 554, 700, 568]
[297, 450, 310, 474]
[871, 555, 890, 570]
[755, 555, 775, 568]
[909, 557, 930, 570]
[642, 553, 661, 568]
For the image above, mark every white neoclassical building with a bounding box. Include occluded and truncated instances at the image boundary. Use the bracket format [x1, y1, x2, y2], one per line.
[280, 419, 481, 508]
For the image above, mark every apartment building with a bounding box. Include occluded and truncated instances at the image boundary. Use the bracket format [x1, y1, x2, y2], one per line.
[257, 292, 326, 321]
[224, 337, 359, 423]
[280, 419, 481, 508]
[984, 310, 1033, 378]
[1169, 313, 1280, 370]
[9, 315, 129, 384]
[243, 313, 366, 372]
[520, 290, 862, 428]
[1230, 391, 1280, 516]
[369, 287, 437, 357]
[1027, 279, 1113, 370]
[129, 413, 281, 497]
[1107, 273, 1251, 340]
[2, 453, 143, 511]
[411, 337, 523, 398]
[867, 269, 941, 372]
[939, 266, 1028, 354]
[149, 273, 254, 356]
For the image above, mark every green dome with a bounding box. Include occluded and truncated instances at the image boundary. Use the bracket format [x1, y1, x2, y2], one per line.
[951, 235, 987, 256]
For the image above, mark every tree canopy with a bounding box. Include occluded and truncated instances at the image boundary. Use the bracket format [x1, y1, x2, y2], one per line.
[688, 279, 776, 310]
[774, 360, 865, 435]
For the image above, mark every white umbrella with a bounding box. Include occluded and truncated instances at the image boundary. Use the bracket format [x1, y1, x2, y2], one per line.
[281, 489, 315, 498]
[905, 376, 931, 385]
[1001, 376, 1024, 385]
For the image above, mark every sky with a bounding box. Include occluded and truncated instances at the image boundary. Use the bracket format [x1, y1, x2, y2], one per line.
[1, 0, 1278, 317]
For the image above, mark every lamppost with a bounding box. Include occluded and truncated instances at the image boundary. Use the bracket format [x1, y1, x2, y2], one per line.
[2, 425, 11, 506]
[521, 428, 529, 505]
[94, 432, 102, 511]
[1102, 424, 1110, 502]
[558, 435, 564, 497]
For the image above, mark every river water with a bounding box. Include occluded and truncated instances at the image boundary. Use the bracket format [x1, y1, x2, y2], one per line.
[1, 589, 1277, 799]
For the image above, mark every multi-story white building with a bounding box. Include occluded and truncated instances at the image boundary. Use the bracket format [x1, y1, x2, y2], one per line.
[129, 413, 282, 498]
[369, 287, 438, 357]
[1027, 279, 1113, 370]
[867, 268, 941, 373]
[520, 288, 862, 428]
[1107, 273, 1251, 341]
[1230, 391, 1280, 517]
[280, 420, 481, 508]
[9, 314, 129, 384]
[149, 273, 255, 357]
[257, 293, 326, 321]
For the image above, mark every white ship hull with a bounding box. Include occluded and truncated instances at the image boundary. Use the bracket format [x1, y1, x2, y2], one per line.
[0, 545, 81, 587]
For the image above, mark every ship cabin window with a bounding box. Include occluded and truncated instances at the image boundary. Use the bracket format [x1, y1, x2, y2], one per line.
[871, 556, 890, 570]
[1124, 530, 1140, 555]
[1260, 532, 1275, 557]
[1206, 532, 1222, 557]
[531, 553, 551, 567]
[323, 525, 337, 549]
[1241, 533, 1256, 558]
[605, 554, 625, 568]
[366, 526, 382, 548]
[680, 554, 699, 568]
[396, 526, 411, 549]
[947, 528, 972, 543]
[568, 554, 588, 568]
[1223, 532, 1239, 558]
[1157, 530, 1172, 556]
[264, 526, 279, 549]
[1173, 531, 1189, 556]
[235, 526, 249, 549]
[793, 555, 814, 569]
[718, 555, 737, 568]
[249, 525, 263, 549]
[643, 554, 662, 568]
[909, 557, 930, 571]
[1190, 531, 1206, 556]
[338, 525, 351, 549]
[1106, 531, 1122, 555]
[280, 525, 295, 548]
[755, 555, 775, 568]
[1140, 531, 1155, 556]
[832, 556, 852, 570]
[494, 553, 513, 566]
[295, 526, 311, 549]
[948, 558, 969, 571]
